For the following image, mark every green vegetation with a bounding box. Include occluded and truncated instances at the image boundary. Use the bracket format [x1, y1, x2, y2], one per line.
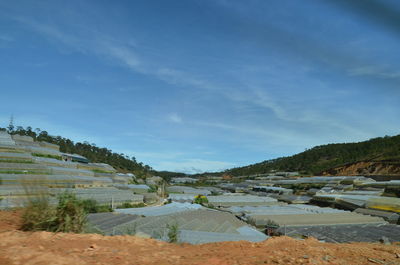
[147, 185, 158, 193]
[81, 199, 112, 213]
[116, 202, 145, 209]
[91, 169, 114, 174]
[21, 191, 87, 233]
[32, 153, 62, 160]
[193, 195, 209, 205]
[220, 134, 400, 176]
[3, 126, 154, 178]
[167, 223, 179, 243]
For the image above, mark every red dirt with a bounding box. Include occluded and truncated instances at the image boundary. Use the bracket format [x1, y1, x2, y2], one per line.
[321, 161, 400, 176]
[1, 210, 399, 265]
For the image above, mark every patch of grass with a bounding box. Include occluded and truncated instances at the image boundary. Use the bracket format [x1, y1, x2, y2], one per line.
[91, 169, 114, 174]
[32, 153, 62, 160]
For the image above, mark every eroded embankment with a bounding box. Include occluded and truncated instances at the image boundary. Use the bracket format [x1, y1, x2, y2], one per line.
[1, 210, 400, 265]
[321, 161, 400, 179]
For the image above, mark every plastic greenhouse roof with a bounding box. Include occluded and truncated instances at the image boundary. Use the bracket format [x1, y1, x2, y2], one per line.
[208, 195, 278, 203]
[115, 202, 204, 216]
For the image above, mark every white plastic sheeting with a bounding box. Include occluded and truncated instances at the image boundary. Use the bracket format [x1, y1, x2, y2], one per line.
[116, 202, 204, 216]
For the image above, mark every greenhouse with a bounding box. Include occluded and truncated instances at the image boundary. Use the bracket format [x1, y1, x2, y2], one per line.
[115, 202, 204, 216]
[207, 194, 278, 207]
[168, 193, 195, 203]
[88, 208, 268, 244]
[281, 223, 400, 243]
[166, 186, 211, 195]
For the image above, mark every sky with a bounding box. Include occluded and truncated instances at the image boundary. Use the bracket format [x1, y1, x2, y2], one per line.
[0, 0, 399, 174]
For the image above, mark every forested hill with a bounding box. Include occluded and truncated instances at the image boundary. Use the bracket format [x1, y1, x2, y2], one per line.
[1, 126, 154, 178]
[222, 134, 400, 177]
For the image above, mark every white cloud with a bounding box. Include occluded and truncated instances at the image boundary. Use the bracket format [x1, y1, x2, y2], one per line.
[154, 158, 236, 174]
[102, 43, 142, 71]
[167, 113, 182, 123]
[348, 65, 400, 79]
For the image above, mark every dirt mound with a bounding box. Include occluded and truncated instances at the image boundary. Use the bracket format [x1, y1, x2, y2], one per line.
[1, 211, 399, 265]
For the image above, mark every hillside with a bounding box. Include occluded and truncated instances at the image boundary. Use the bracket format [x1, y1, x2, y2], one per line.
[1, 126, 154, 178]
[222, 134, 400, 177]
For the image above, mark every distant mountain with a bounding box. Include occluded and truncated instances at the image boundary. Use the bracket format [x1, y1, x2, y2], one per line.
[222, 134, 400, 177]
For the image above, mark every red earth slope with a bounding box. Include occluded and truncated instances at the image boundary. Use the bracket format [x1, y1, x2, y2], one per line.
[0, 210, 399, 265]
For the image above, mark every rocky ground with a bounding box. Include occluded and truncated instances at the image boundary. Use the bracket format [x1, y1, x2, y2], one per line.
[0, 210, 399, 265]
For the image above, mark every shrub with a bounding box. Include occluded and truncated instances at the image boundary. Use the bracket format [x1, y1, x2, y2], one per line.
[167, 223, 179, 243]
[116, 202, 145, 209]
[81, 199, 98, 213]
[21, 191, 87, 233]
[20, 195, 57, 231]
[194, 194, 208, 205]
[53, 192, 86, 233]
[81, 199, 112, 213]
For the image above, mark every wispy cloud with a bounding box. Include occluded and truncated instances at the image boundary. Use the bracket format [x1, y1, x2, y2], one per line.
[154, 158, 235, 174]
[348, 65, 400, 79]
[5, 6, 398, 173]
[12, 16, 85, 51]
[167, 113, 183, 123]
[0, 34, 14, 42]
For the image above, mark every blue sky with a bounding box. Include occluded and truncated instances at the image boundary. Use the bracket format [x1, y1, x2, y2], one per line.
[1, 0, 399, 173]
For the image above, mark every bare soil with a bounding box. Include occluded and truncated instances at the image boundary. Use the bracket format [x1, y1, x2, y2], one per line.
[321, 161, 400, 177]
[0, 210, 399, 265]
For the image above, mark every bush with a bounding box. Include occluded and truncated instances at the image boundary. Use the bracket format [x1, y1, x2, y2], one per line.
[116, 202, 145, 209]
[55, 192, 87, 233]
[193, 195, 208, 205]
[81, 199, 98, 213]
[21, 191, 87, 233]
[167, 223, 179, 243]
[20, 196, 57, 231]
[81, 199, 112, 213]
